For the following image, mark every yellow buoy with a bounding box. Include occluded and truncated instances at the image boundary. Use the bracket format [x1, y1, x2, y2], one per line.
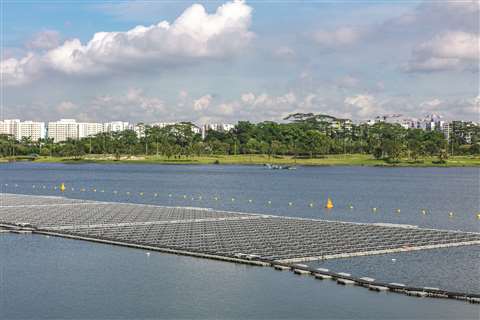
[59, 183, 65, 192]
[396, 209, 401, 213]
[309, 203, 314, 207]
[325, 198, 334, 209]
[476, 213, 480, 220]
[372, 207, 377, 212]
[349, 205, 354, 209]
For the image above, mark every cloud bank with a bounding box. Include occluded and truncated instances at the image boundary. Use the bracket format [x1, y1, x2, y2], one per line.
[407, 31, 479, 72]
[1, 0, 253, 85]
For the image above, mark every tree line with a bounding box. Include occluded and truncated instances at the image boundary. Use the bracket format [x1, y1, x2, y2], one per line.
[1, 114, 479, 162]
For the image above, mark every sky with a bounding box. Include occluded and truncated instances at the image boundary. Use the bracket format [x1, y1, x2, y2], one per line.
[1, 0, 479, 124]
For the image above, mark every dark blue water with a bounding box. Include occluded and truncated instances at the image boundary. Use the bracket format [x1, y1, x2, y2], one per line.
[1, 163, 479, 319]
[1, 233, 479, 320]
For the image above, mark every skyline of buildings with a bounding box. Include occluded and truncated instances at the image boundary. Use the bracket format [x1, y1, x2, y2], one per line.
[0, 115, 478, 143]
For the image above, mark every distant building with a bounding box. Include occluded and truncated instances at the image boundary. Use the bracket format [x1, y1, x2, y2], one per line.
[151, 122, 201, 136]
[201, 123, 234, 139]
[47, 119, 79, 143]
[452, 120, 476, 144]
[151, 122, 176, 129]
[330, 119, 353, 133]
[18, 121, 46, 141]
[441, 122, 452, 141]
[0, 119, 45, 141]
[0, 119, 19, 138]
[104, 121, 131, 133]
[78, 122, 104, 139]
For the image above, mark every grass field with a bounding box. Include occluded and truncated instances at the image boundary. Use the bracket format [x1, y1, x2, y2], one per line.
[3, 154, 479, 167]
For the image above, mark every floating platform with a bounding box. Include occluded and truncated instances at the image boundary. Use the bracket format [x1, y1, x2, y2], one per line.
[1, 193, 480, 302]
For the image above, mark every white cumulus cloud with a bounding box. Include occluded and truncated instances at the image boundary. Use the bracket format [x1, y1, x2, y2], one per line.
[193, 94, 213, 111]
[313, 26, 367, 48]
[344, 94, 382, 118]
[26, 30, 61, 50]
[407, 31, 480, 72]
[1, 0, 254, 85]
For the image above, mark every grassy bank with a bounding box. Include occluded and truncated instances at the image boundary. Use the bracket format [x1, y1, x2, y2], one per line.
[2, 154, 480, 167]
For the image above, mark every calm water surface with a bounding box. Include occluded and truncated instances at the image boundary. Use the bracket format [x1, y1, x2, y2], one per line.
[0, 163, 479, 319]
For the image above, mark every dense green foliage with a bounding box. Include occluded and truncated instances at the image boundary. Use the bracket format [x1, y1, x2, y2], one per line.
[1, 116, 479, 161]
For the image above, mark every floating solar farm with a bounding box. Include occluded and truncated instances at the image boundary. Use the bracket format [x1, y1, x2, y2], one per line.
[1, 193, 479, 302]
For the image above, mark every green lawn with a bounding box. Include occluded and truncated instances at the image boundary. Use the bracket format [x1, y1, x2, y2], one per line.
[4, 154, 479, 167]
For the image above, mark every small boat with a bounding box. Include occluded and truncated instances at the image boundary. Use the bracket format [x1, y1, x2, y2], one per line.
[264, 164, 297, 170]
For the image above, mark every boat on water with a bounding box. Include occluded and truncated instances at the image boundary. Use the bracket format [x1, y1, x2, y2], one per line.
[264, 163, 296, 170]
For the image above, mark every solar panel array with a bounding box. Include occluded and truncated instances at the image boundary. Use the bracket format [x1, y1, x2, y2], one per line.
[0, 202, 258, 228]
[1, 193, 479, 262]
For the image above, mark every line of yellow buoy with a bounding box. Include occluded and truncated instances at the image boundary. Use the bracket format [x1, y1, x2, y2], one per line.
[4, 183, 479, 219]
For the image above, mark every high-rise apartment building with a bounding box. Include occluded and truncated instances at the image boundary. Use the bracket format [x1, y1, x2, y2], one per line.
[104, 121, 132, 133]
[47, 119, 79, 142]
[0, 119, 19, 138]
[78, 122, 104, 139]
[18, 121, 46, 141]
[0, 119, 45, 141]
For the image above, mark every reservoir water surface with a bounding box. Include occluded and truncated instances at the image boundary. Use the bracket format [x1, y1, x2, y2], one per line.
[1, 163, 479, 319]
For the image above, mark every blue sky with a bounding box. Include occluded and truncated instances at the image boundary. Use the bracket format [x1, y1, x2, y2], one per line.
[1, 0, 478, 124]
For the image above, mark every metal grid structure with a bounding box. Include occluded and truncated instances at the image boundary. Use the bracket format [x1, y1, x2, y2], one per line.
[59, 217, 480, 261]
[0, 201, 259, 228]
[1, 193, 479, 263]
[0, 194, 94, 206]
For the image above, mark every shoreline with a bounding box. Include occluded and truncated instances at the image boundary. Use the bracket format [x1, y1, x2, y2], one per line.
[1, 154, 479, 167]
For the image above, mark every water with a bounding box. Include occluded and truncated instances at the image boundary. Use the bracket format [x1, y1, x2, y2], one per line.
[1, 234, 479, 320]
[1, 163, 479, 319]
[311, 246, 480, 294]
